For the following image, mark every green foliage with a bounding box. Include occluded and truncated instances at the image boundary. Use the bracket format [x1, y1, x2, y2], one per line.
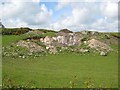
[43, 31, 56, 37]
[37, 29, 57, 33]
[2, 27, 32, 35]
[111, 32, 120, 38]
[79, 43, 89, 49]
[34, 41, 46, 48]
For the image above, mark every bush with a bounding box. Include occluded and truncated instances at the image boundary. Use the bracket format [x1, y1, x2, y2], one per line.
[2, 27, 32, 35]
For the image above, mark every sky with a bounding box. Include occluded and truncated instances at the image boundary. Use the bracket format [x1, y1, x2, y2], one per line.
[0, 0, 119, 32]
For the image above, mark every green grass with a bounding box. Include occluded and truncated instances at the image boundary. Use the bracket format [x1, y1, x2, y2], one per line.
[2, 35, 28, 46]
[2, 52, 118, 88]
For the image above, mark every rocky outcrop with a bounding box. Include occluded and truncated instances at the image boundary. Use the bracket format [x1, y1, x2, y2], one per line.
[17, 40, 44, 53]
[87, 39, 112, 52]
[15, 30, 114, 56]
[40, 33, 82, 47]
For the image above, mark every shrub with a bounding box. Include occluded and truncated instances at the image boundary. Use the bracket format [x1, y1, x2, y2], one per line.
[2, 27, 32, 35]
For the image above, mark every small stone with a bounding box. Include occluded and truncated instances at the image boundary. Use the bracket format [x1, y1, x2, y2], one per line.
[100, 51, 107, 56]
[46, 46, 49, 50]
[22, 56, 25, 58]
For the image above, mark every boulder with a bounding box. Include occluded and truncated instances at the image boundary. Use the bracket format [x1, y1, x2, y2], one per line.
[100, 51, 107, 56]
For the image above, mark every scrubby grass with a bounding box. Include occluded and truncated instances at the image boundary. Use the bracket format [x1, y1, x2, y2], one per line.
[2, 52, 118, 88]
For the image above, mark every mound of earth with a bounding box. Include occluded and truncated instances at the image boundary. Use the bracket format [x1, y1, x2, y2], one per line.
[59, 29, 73, 33]
[87, 39, 112, 52]
[11, 29, 118, 56]
[16, 40, 44, 53]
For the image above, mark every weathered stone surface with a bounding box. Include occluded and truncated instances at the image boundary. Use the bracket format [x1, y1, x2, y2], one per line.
[87, 39, 112, 52]
[79, 49, 89, 53]
[40, 33, 82, 47]
[100, 51, 107, 56]
[49, 45, 57, 54]
[17, 40, 44, 52]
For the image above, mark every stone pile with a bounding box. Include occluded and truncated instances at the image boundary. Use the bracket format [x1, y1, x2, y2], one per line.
[17, 40, 44, 53]
[87, 39, 112, 52]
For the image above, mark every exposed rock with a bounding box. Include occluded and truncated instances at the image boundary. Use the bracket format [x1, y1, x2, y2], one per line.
[100, 51, 107, 56]
[43, 36, 53, 45]
[87, 39, 112, 52]
[40, 33, 82, 47]
[79, 49, 89, 53]
[49, 45, 57, 54]
[16, 40, 44, 53]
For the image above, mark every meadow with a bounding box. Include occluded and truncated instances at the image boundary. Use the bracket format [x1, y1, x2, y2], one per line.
[2, 52, 118, 88]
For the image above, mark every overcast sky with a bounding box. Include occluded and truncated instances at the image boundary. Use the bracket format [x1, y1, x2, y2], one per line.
[0, 0, 119, 32]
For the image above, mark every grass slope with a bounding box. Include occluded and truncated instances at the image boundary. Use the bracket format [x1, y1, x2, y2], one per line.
[2, 35, 28, 46]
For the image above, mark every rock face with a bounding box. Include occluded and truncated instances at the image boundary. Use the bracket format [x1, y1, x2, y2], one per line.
[17, 40, 44, 53]
[87, 39, 111, 52]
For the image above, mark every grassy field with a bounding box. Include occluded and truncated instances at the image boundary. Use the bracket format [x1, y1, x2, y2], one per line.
[2, 52, 118, 88]
[2, 34, 118, 88]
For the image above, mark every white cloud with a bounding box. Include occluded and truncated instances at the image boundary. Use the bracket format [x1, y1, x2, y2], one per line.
[91, 18, 118, 32]
[35, 4, 53, 24]
[52, 2, 99, 31]
[32, 0, 40, 3]
[1, 1, 118, 32]
[101, 2, 118, 18]
[53, 1, 118, 32]
[1, 0, 53, 27]
[0, 1, 24, 19]
[56, 0, 71, 10]
[3, 19, 28, 28]
[72, 8, 90, 24]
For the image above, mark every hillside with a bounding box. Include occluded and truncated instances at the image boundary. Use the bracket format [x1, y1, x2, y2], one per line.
[2, 28, 119, 58]
[2, 28, 119, 88]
